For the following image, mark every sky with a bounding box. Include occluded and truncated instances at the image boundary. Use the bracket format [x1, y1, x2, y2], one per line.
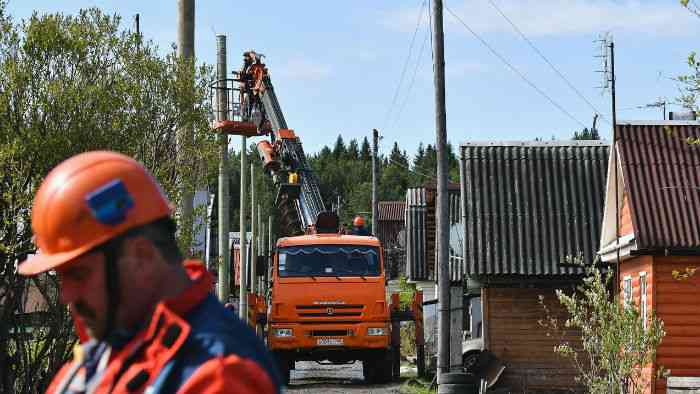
[7, 0, 700, 158]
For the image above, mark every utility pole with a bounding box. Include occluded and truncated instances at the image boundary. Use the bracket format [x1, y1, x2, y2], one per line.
[215, 35, 230, 303]
[239, 139, 249, 320]
[372, 129, 379, 236]
[268, 215, 273, 294]
[258, 204, 262, 294]
[260, 207, 265, 295]
[250, 164, 257, 297]
[431, 0, 451, 378]
[610, 41, 620, 287]
[177, 0, 195, 252]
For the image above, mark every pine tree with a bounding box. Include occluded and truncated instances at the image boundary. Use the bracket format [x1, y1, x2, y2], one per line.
[360, 137, 371, 162]
[332, 135, 346, 159]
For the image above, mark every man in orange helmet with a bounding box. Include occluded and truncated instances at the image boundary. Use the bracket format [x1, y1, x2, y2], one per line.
[18, 151, 280, 394]
[351, 215, 370, 236]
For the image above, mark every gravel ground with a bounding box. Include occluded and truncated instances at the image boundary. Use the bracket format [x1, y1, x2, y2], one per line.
[285, 361, 416, 394]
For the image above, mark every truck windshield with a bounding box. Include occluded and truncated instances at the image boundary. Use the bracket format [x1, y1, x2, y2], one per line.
[278, 245, 381, 277]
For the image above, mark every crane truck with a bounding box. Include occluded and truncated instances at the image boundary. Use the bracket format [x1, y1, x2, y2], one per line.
[213, 51, 423, 385]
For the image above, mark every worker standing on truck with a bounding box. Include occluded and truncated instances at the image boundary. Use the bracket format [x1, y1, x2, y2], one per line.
[17, 151, 280, 394]
[351, 215, 370, 236]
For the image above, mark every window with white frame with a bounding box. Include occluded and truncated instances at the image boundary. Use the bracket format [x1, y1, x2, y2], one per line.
[623, 276, 633, 308]
[640, 272, 648, 329]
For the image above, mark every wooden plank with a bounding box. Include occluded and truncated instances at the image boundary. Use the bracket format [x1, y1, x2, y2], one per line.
[657, 346, 700, 358]
[658, 336, 700, 347]
[657, 304, 700, 315]
[656, 356, 700, 369]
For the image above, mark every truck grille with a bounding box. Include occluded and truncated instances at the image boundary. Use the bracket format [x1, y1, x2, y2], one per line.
[296, 304, 364, 318]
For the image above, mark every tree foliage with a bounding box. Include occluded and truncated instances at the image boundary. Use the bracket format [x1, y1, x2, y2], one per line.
[307, 134, 459, 228]
[0, 4, 217, 392]
[573, 127, 600, 140]
[540, 262, 665, 394]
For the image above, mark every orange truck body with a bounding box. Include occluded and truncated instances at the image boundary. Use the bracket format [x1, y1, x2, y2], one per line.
[267, 233, 395, 383]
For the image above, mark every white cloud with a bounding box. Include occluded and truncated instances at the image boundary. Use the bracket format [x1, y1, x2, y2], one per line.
[383, 0, 699, 37]
[274, 57, 331, 81]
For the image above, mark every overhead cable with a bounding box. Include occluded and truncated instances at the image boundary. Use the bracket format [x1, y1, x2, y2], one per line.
[486, 0, 610, 125]
[444, 4, 587, 129]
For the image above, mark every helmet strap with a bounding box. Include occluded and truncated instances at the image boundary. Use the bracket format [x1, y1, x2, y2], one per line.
[100, 239, 122, 341]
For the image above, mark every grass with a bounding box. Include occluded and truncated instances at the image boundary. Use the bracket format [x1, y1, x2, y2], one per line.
[399, 376, 436, 394]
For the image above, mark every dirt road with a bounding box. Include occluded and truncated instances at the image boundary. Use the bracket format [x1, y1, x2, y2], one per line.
[285, 361, 414, 394]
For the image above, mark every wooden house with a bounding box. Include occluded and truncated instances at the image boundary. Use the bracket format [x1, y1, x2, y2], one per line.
[459, 141, 609, 392]
[598, 121, 700, 394]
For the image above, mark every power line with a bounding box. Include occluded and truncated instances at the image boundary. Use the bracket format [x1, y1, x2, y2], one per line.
[486, 0, 610, 126]
[444, 4, 587, 129]
[392, 21, 431, 128]
[383, 1, 427, 131]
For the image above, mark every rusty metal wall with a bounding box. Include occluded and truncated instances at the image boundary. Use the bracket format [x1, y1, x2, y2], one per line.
[405, 188, 428, 280]
[377, 201, 406, 248]
[459, 141, 609, 277]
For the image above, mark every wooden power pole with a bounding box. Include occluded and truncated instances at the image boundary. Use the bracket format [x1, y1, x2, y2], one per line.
[372, 129, 379, 236]
[431, 0, 451, 378]
[177, 0, 195, 252]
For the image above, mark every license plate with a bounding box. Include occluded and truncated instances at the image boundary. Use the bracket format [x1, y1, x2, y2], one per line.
[317, 338, 343, 346]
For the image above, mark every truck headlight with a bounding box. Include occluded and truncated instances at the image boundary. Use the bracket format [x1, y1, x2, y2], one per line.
[275, 328, 293, 337]
[367, 327, 386, 336]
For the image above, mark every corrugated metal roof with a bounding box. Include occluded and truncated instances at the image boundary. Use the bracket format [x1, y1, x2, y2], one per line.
[460, 141, 609, 276]
[378, 201, 405, 221]
[616, 122, 700, 250]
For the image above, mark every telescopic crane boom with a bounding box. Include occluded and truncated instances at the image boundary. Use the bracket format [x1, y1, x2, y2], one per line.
[236, 51, 326, 236]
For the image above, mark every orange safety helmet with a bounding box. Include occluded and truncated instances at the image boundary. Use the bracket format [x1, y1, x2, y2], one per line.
[353, 215, 365, 227]
[18, 151, 172, 276]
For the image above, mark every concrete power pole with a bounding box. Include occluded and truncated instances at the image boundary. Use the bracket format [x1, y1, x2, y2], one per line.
[372, 129, 379, 236]
[250, 164, 257, 296]
[177, 0, 195, 251]
[215, 35, 230, 303]
[239, 136, 249, 320]
[257, 204, 262, 294]
[431, 0, 451, 378]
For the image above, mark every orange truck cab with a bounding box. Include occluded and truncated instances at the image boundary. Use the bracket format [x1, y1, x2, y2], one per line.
[268, 233, 395, 384]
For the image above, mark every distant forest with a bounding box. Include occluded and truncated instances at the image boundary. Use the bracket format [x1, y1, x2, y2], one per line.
[219, 128, 598, 233]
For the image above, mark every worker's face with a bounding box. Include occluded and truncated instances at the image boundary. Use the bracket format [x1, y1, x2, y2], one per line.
[56, 251, 109, 339]
[56, 238, 159, 340]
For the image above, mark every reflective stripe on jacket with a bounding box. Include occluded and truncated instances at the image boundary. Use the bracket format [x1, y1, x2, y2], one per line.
[46, 260, 281, 394]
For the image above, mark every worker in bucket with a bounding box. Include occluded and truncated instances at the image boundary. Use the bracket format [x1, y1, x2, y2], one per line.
[18, 151, 280, 394]
[351, 215, 370, 236]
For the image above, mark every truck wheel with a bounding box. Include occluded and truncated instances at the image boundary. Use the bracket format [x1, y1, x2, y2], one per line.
[364, 350, 395, 384]
[362, 358, 376, 383]
[274, 352, 291, 386]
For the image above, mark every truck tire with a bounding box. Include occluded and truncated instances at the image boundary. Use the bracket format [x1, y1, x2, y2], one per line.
[437, 383, 479, 394]
[273, 352, 291, 386]
[363, 349, 394, 384]
[438, 371, 478, 385]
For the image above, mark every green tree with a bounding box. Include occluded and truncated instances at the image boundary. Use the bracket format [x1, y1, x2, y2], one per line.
[332, 135, 346, 159]
[573, 127, 600, 140]
[346, 138, 359, 161]
[360, 136, 371, 162]
[540, 262, 665, 394]
[0, 5, 216, 392]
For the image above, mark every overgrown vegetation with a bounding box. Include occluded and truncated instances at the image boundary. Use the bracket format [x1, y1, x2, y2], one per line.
[540, 262, 666, 394]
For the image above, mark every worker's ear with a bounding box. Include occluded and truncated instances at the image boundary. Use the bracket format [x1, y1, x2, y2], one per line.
[121, 236, 158, 267]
